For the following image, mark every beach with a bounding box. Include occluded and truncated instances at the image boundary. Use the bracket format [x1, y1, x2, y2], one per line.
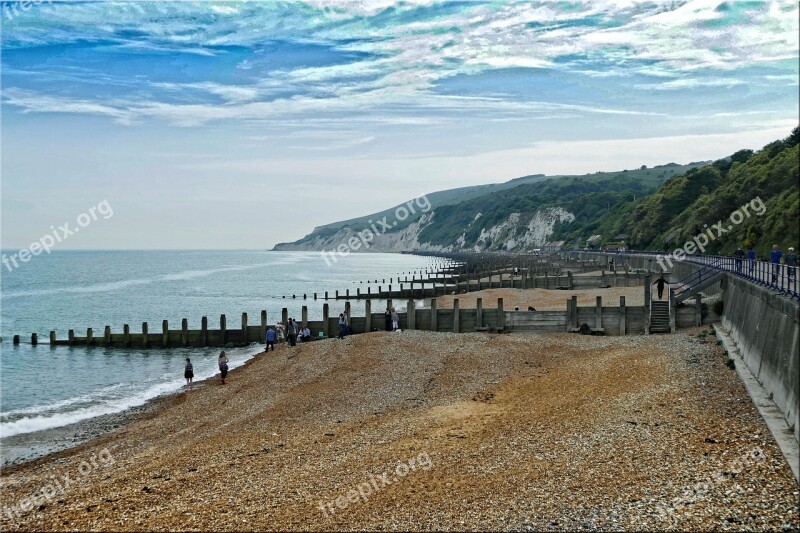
[1, 328, 797, 531]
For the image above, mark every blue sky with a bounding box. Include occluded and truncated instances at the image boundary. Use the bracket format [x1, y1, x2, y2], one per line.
[1, 0, 798, 249]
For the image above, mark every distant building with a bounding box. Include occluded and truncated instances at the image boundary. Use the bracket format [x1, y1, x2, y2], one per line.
[544, 240, 565, 252]
[586, 235, 602, 248]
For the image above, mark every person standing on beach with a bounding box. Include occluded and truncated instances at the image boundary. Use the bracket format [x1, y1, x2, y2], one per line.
[218, 351, 229, 384]
[288, 319, 298, 347]
[337, 313, 347, 339]
[770, 244, 782, 283]
[184, 358, 194, 390]
[265, 327, 276, 352]
[391, 307, 399, 331]
[384, 307, 392, 331]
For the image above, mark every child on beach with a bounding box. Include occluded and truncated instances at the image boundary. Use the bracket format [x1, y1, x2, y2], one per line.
[391, 308, 399, 331]
[184, 358, 194, 390]
[218, 351, 229, 384]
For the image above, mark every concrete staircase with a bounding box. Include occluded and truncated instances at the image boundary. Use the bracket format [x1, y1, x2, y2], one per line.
[650, 300, 671, 333]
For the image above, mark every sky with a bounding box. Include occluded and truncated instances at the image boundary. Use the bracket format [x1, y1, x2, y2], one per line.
[1, 0, 798, 250]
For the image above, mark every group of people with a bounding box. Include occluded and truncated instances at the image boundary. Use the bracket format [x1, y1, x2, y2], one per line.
[183, 351, 229, 390]
[384, 306, 400, 331]
[733, 244, 797, 283]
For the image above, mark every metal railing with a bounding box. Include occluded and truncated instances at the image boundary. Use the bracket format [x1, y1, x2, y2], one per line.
[569, 249, 799, 300]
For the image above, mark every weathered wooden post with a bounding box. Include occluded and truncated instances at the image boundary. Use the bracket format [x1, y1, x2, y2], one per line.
[356, 288, 360, 297]
[477, 297, 483, 328]
[182, 318, 189, 347]
[302, 306, 308, 329]
[365, 299, 372, 332]
[261, 310, 267, 342]
[567, 271, 573, 290]
[322, 303, 330, 338]
[68, 329, 75, 346]
[13, 335, 20, 345]
[619, 296, 626, 335]
[595, 296, 603, 333]
[49, 331, 56, 345]
[407, 299, 415, 330]
[123, 324, 130, 347]
[430, 298, 438, 331]
[571, 295, 578, 331]
[31, 333, 38, 346]
[220, 315, 227, 345]
[695, 294, 702, 326]
[86, 328, 93, 346]
[241, 313, 248, 344]
[644, 275, 651, 334]
[162, 320, 169, 347]
[324, 291, 329, 300]
[104, 325, 112, 346]
[497, 297, 505, 330]
[335, 290, 339, 299]
[566, 298, 573, 333]
[346, 289, 349, 298]
[142, 323, 149, 348]
[669, 288, 676, 333]
[453, 298, 460, 333]
[201, 316, 208, 346]
[314, 292, 318, 300]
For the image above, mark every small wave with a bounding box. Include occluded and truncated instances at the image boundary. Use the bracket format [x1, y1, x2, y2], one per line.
[2, 278, 152, 299]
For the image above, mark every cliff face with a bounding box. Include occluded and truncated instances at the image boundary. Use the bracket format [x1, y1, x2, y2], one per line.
[273, 207, 575, 253]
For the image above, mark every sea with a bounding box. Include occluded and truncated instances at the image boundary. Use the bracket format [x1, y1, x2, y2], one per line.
[0, 250, 441, 441]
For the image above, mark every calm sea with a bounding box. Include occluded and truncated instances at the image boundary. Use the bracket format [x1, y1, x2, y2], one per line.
[0, 250, 440, 438]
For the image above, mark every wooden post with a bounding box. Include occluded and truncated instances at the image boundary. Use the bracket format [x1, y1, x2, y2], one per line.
[142, 323, 149, 348]
[182, 318, 189, 347]
[669, 288, 676, 333]
[31, 333, 38, 346]
[619, 296, 626, 335]
[477, 297, 483, 328]
[13, 335, 20, 345]
[644, 275, 651, 334]
[344, 301, 351, 324]
[86, 328, 93, 346]
[695, 294, 702, 326]
[566, 299, 573, 333]
[302, 306, 308, 329]
[201, 316, 208, 346]
[567, 271, 573, 289]
[346, 289, 350, 298]
[453, 298, 460, 333]
[595, 296, 603, 333]
[68, 329, 75, 346]
[322, 303, 330, 338]
[123, 324, 130, 347]
[261, 310, 267, 342]
[50, 331, 56, 345]
[220, 315, 227, 345]
[407, 299, 415, 330]
[571, 295, 578, 330]
[325, 291, 329, 300]
[365, 299, 372, 332]
[430, 298, 438, 331]
[162, 320, 169, 347]
[281, 308, 288, 332]
[497, 297, 504, 330]
[241, 313, 248, 343]
[105, 325, 112, 346]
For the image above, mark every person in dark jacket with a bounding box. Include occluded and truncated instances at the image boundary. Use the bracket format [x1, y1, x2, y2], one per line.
[733, 247, 744, 273]
[218, 351, 229, 384]
[184, 358, 194, 390]
[384, 307, 392, 332]
[747, 246, 756, 275]
[653, 274, 668, 300]
[770, 244, 782, 283]
[265, 327, 276, 351]
[786, 247, 797, 280]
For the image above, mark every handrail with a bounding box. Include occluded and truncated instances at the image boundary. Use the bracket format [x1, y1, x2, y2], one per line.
[568, 250, 798, 300]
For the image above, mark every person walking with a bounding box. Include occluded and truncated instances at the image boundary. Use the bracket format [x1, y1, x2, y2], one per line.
[770, 244, 782, 283]
[265, 326, 276, 351]
[733, 246, 744, 273]
[786, 247, 797, 280]
[384, 306, 392, 332]
[653, 274, 668, 300]
[184, 358, 194, 390]
[391, 307, 399, 331]
[747, 245, 756, 276]
[218, 351, 229, 385]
